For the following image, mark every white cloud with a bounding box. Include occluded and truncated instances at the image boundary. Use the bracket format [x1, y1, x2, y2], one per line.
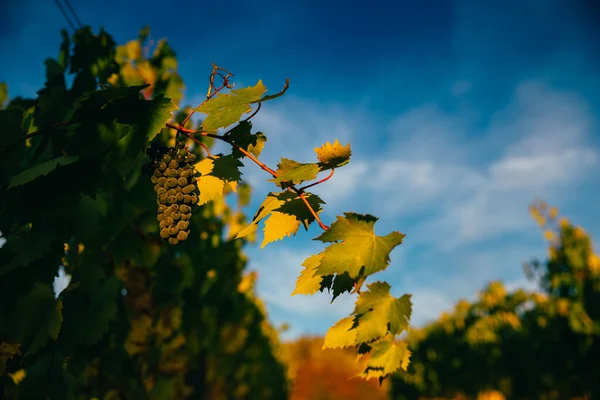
[234, 79, 600, 336]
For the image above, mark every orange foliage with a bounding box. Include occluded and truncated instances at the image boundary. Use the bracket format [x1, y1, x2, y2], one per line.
[282, 336, 390, 400]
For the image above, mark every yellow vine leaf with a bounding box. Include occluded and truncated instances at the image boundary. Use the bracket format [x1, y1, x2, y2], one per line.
[353, 282, 412, 342]
[196, 175, 225, 205]
[314, 139, 351, 169]
[261, 212, 300, 248]
[194, 157, 238, 205]
[291, 253, 323, 296]
[323, 316, 356, 349]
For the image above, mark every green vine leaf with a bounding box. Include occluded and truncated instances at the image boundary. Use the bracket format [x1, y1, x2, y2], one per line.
[196, 80, 267, 131]
[353, 281, 412, 342]
[15, 283, 63, 357]
[0, 231, 58, 276]
[84, 277, 120, 346]
[356, 335, 411, 381]
[313, 212, 405, 278]
[269, 158, 320, 185]
[228, 121, 267, 159]
[8, 155, 79, 189]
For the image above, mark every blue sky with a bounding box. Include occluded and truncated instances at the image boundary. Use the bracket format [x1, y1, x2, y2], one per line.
[2, 0, 599, 340]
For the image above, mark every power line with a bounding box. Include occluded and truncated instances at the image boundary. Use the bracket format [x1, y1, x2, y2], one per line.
[53, 0, 82, 32]
[53, 0, 77, 31]
[63, 0, 83, 28]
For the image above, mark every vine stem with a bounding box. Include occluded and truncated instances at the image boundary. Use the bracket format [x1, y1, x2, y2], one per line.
[164, 122, 330, 231]
[180, 63, 233, 128]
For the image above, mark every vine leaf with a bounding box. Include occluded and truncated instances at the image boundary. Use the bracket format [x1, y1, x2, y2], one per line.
[315, 140, 351, 169]
[194, 155, 242, 205]
[15, 284, 63, 357]
[273, 191, 325, 230]
[83, 277, 120, 346]
[356, 335, 411, 381]
[353, 281, 412, 342]
[0, 231, 57, 275]
[8, 155, 79, 189]
[261, 212, 300, 248]
[314, 213, 405, 278]
[237, 191, 324, 243]
[330, 272, 355, 302]
[292, 254, 323, 296]
[236, 193, 283, 239]
[228, 121, 267, 158]
[323, 316, 356, 349]
[269, 158, 320, 185]
[196, 80, 267, 131]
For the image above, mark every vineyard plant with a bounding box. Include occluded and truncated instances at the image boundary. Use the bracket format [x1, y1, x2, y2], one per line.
[0, 26, 412, 399]
[391, 201, 600, 400]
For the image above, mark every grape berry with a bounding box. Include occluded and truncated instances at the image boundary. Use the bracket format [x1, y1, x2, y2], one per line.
[146, 141, 198, 244]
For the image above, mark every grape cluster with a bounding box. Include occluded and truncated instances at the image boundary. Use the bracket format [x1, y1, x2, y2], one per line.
[147, 141, 198, 245]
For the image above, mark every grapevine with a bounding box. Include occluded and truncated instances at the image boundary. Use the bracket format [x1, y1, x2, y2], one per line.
[0, 25, 412, 399]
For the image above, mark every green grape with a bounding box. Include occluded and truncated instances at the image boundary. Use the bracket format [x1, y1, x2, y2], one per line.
[149, 142, 198, 245]
[183, 184, 195, 194]
[177, 220, 189, 230]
